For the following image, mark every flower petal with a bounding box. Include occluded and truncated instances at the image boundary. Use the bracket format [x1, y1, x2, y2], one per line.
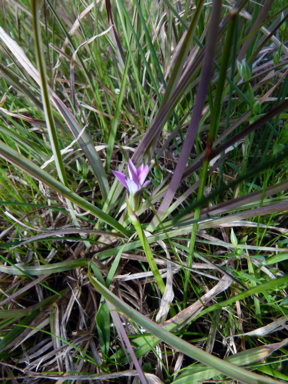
[142, 180, 151, 189]
[128, 159, 139, 185]
[137, 163, 145, 177]
[138, 164, 149, 185]
[112, 170, 128, 189]
[126, 178, 139, 194]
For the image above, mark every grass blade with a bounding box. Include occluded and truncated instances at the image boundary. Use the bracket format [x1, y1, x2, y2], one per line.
[90, 271, 287, 384]
[0, 141, 129, 236]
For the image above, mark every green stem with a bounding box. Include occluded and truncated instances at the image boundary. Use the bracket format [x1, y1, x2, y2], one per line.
[127, 202, 166, 295]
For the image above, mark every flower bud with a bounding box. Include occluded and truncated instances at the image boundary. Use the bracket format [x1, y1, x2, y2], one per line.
[281, 12, 287, 32]
[237, 59, 251, 81]
[253, 100, 261, 115]
[274, 51, 280, 66]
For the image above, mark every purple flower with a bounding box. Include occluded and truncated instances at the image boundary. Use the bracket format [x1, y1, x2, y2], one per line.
[113, 159, 150, 195]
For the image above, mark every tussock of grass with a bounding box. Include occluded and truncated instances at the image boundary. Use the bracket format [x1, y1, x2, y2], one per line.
[0, 0, 288, 383]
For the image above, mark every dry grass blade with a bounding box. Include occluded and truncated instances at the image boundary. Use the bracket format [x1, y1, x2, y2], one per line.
[174, 339, 288, 384]
[162, 274, 232, 329]
[10, 228, 124, 249]
[70, 26, 112, 107]
[0, 107, 46, 124]
[0, 26, 109, 201]
[92, 274, 287, 384]
[0, 275, 49, 307]
[237, 0, 287, 60]
[107, 302, 148, 384]
[23, 370, 164, 382]
[148, 0, 223, 230]
[0, 140, 129, 235]
[236, 317, 288, 337]
[1, 1, 288, 382]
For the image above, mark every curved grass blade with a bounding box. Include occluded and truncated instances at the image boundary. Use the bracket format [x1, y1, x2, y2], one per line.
[0, 289, 69, 319]
[106, 54, 130, 171]
[0, 141, 129, 236]
[174, 339, 288, 384]
[115, 0, 161, 100]
[45, 0, 110, 200]
[89, 271, 287, 384]
[10, 229, 124, 249]
[31, 0, 91, 243]
[31, 0, 66, 184]
[160, 0, 204, 107]
[193, 274, 288, 321]
[52, 96, 109, 202]
[131, 1, 250, 170]
[147, 1, 223, 233]
[111, 274, 287, 364]
[183, 9, 238, 307]
[0, 25, 109, 201]
[0, 309, 40, 351]
[0, 258, 88, 276]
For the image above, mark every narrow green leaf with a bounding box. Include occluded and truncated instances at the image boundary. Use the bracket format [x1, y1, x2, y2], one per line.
[266, 253, 288, 265]
[174, 339, 288, 383]
[194, 274, 288, 321]
[96, 302, 111, 357]
[31, 0, 67, 186]
[0, 259, 89, 276]
[90, 272, 285, 384]
[0, 141, 129, 236]
[106, 245, 125, 288]
[106, 54, 130, 171]
[0, 309, 40, 351]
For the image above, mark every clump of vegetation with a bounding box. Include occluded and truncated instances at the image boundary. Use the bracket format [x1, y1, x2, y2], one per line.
[0, 0, 288, 383]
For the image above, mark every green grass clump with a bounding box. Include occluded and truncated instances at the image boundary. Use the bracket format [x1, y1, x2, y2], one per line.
[0, 0, 288, 383]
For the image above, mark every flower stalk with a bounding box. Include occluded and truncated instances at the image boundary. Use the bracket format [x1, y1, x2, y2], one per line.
[126, 200, 166, 295]
[113, 160, 165, 294]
